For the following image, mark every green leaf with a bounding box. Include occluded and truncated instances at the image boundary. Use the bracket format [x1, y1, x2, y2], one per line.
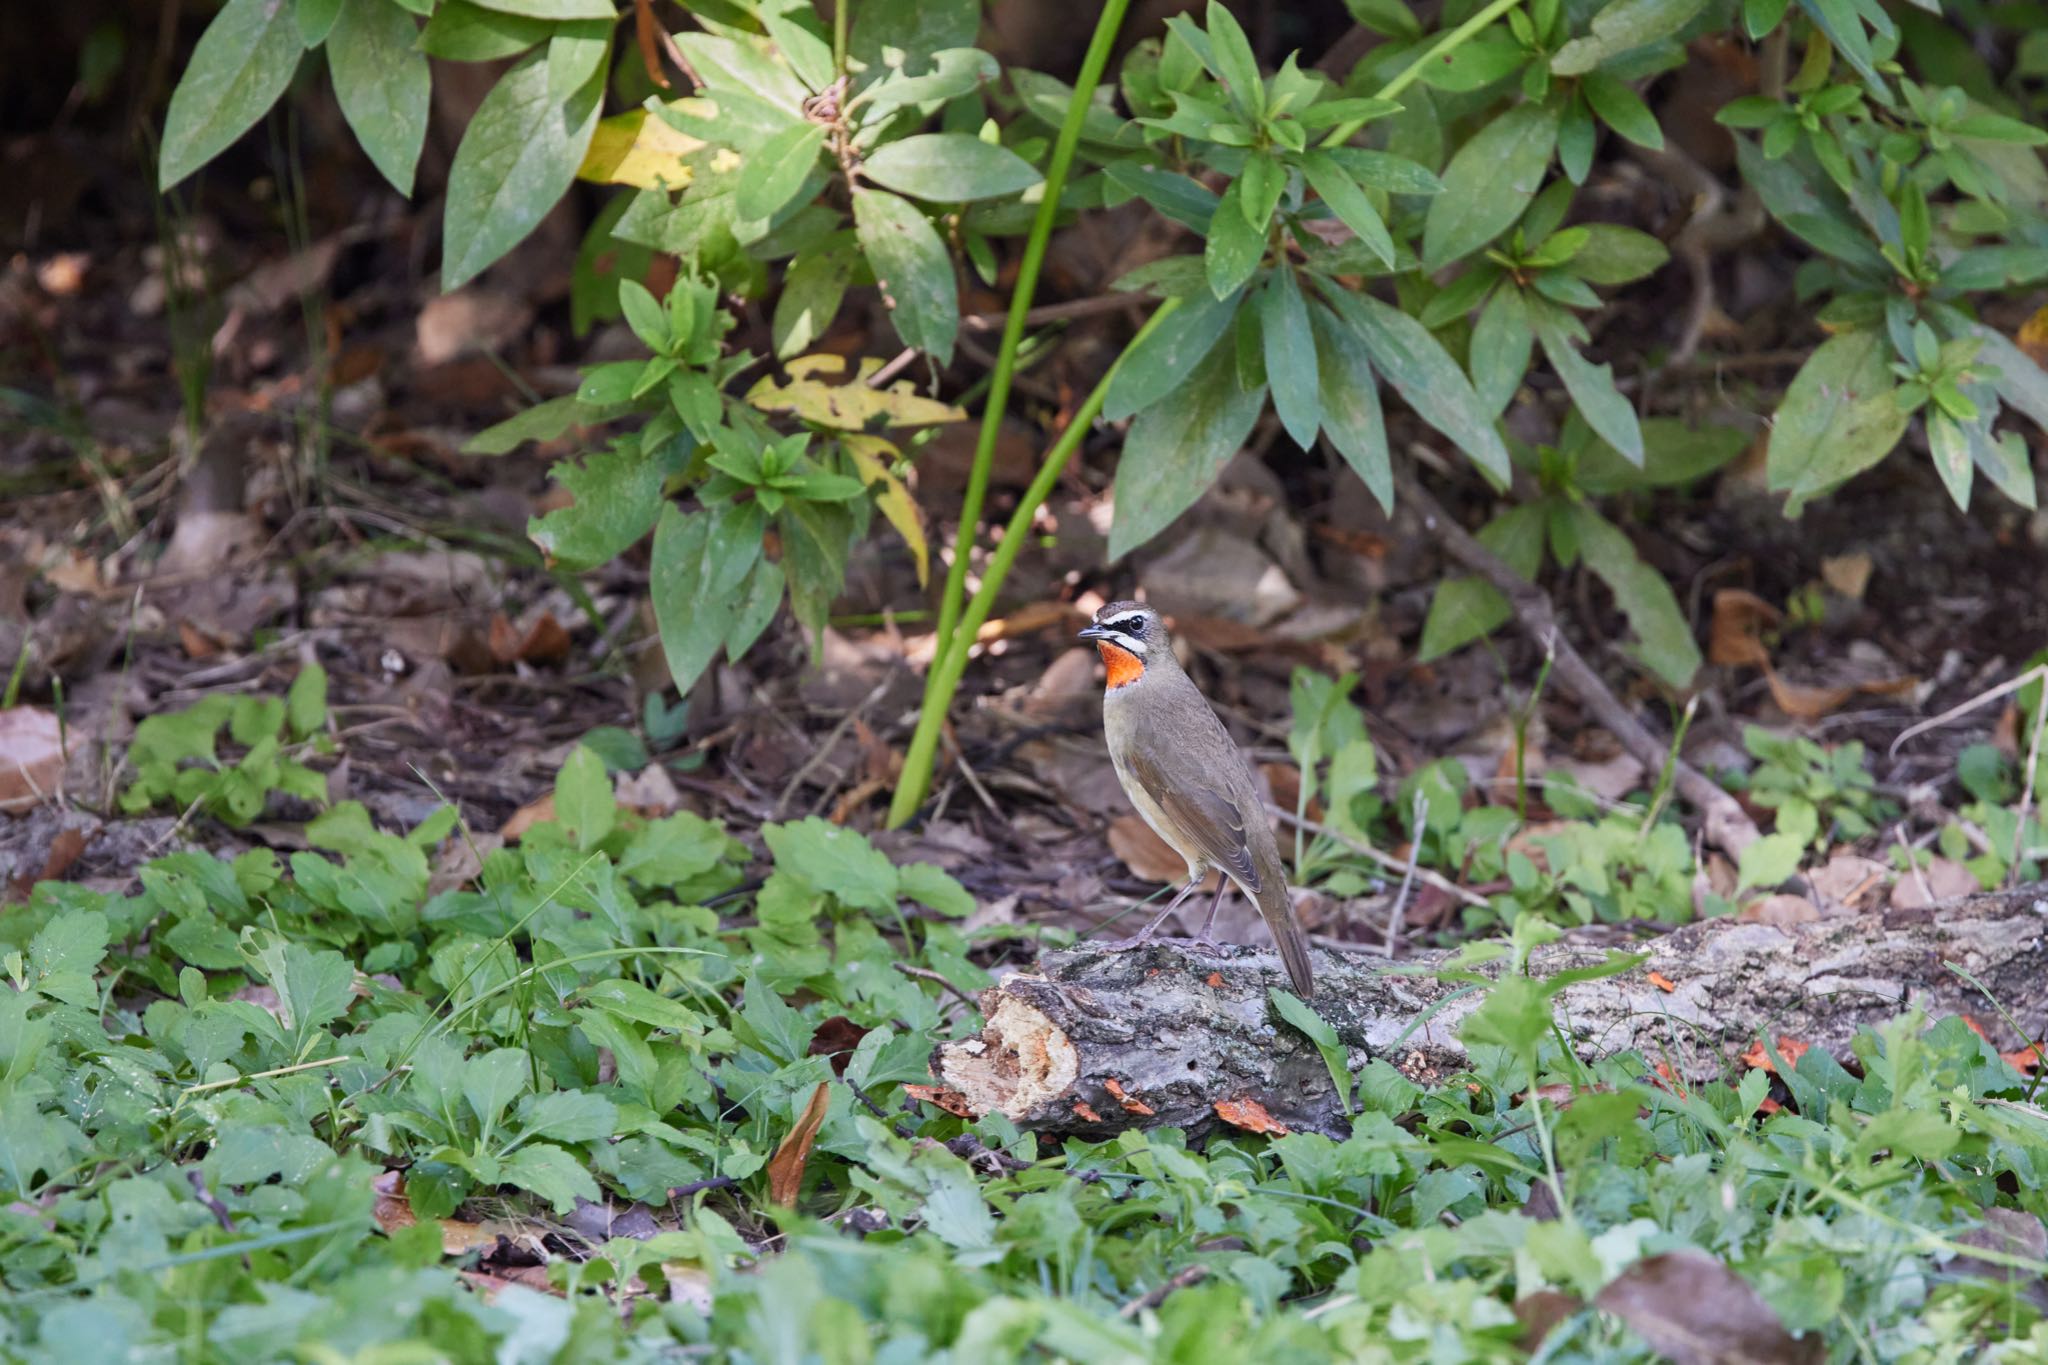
[159, 0, 306, 190]
[300, 0, 343, 43]
[327, 0, 428, 194]
[464, 1047, 531, 1134]
[26, 911, 110, 1006]
[617, 278, 670, 353]
[1418, 504, 1544, 660]
[1310, 303, 1392, 513]
[1318, 284, 1511, 482]
[1926, 410, 1973, 511]
[1422, 103, 1559, 271]
[1568, 504, 1701, 687]
[1532, 304, 1643, 464]
[850, 0, 979, 71]
[517, 1090, 619, 1144]
[1205, 178, 1267, 299]
[1343, 0, 1422, 38]
[1744, 0, 1791, 36]
[1103, 162, 1219, 232]
[1558, 91, 1596, 184]
[1469, 284, 1532, 419]
[773, 242, 856, 359]
[555, 744, 616, 851]
[1551, 0, 1709, 75]
[763, 816, 899, 912]
[726, 555, 785, 661]
[737, 121, 827, 222]
[1766, 330, 1909, 509]
[1324, 147, 1443, 196]
[861, 132, 1042, 201]
[1239, 152, 1284, 231]
[650, 505, 732, 701]
[1260, 270, 1322, 449]
[1270, 989, 1351, 1115]
[1569, 223, 1670, 284]
[286, 663, 328, 740]
[1204, 0, 1265, 119]
[1574, 417, 1751, 493]
[467, 0, 615, 17]
[466, 394, 609, 455]
[1459, 973, 1552, 1062]
[1299, 151, 1396, 269]
[545, 20, 609, 102]
[501, 1142, 600, 1214]
[442, 50, 605, 289]
[899, 863, 975, 917]
[528, 440, 669, 571]
[856, 47, 1000, 119]
[1580, 71, 1662, 149]
[1103, 290, 1242, 421]
[1737, 832, 1805, 891]
[758, 0, 832, 92]
[1109, 334, 1267, 558]
[418, 1, 549, 59]
[1415, 33, 1528, 92]
[854, 189, 959, 364]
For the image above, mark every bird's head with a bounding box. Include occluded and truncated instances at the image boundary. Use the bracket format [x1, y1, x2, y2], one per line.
[1078, 600, 1166, 688]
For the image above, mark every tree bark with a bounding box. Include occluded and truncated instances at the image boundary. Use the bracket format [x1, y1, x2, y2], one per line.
[931, 885, 2048, 1139]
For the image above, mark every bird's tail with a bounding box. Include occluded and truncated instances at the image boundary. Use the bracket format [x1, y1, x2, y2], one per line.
[1254, 880, 1316, 998]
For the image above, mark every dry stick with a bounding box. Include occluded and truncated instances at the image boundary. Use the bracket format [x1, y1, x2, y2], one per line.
[1267, 805, 1489, 910]
[1395, 470, 1762, 856]
[1889, 663, 2048, 886]
[1119, 1264, 1211, 1319]
[1384, 790, 1429, 958]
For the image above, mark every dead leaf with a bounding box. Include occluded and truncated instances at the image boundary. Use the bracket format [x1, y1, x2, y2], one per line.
[1709, 589, 1779, 667]
[615, 764, 682, 816]
[842, 434, 928, 585]
[1214, 1098, 1289, 1135]
[1740, 1035, 1811, 1073]
[2002, 1043, 2043, 1074]
[372, 1170, 415, 1235]
[1819, 553, 1872, 600]
[1889, 856, 1979, 909]
[807, 1016, 870, 1076]
[1806, 853, 1887, 909]
[632, 0, 672, 87]
[767, 1082, 831, 1207]
[488, 610, 572, 665]
[903, 1083, 975, 1117]
[578, 105, 702, 189]
[1109, 814, 1211, 887]
[1072, 1100, 1104, 1122]
[1514, 1289, 1584, 1351]
[977, 600, 1081, 642]
[500, 794, 556, 841]
[1647, 971, 1676, 993]
[1762, 670, 1854, 722]
[0, 707, 64, 813]
[1103, 1078, 1155, 1116]
[746, 354, 966, 430]
[2019, 302, 2048, 368]
[1737, 893, 1821, 928]
[417, 290, 534, 366]
[1596, 1250, 1822, 1365]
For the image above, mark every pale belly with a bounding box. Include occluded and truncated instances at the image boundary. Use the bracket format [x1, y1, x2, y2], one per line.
[1103, 692, 1204, 881]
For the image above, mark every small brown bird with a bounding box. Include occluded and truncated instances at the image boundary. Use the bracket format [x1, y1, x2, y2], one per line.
[1079, 600, 1316, 996]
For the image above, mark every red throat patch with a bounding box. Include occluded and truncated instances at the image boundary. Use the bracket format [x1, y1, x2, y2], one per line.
[1097, 640, 1144, 689]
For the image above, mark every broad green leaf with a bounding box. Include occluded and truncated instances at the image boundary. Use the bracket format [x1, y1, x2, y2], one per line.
[857, 48, 1000, 119]
[617, 279, 669, 353]
[1737, 832, 1805, 891]
[1324, 147, 1443, 196]
[159, 0, 306, 190]
[286, 663, 328, 740]
[1926, 410, 1973, 510]
[1796, 0, 1879, 87]
[1569, 223, 1670, 284]
[758, 0, 832, 92]
[466, 394, 611, 454]
[1580, 71, 1662, 149]
[418, 1, 548, 59]
[545, 20, 609, 102]
[1205, 0, 1265, 119]
[861, 133, 1042, 201]
[850, 0, 979, 71]
[736, 122, 827, 222]
[1103, 162, 1218, 232]
[528, 440, 669, 570]
[1532, 304, 1643, 464]
[1942, 310, 2048, 432]
[1568, 503, 1701, 687]
[442, 50, 605, 289]
[773, 243, 856, 358]
[1559, 91, 1596, 183]
[779, 498, 854, 650]
[764, 817, 899, 912]
[1964, 415, 2037, 511]
[1299, 151, 1396, 269]
[651, 505, 729, 701]
[854, 190, 959, 364]
[1418, 504, 1545, 661]
[1109, 338, 1267, 558]
[1343, 0, 1422, 38]
[1310, 303, 1392, 512]
[467, 0, 615, 18]
[1260, 269, 1322, 449]
[1205, 178, 1267, 299]
[899, 863, 975, 917]
[1575, 417, 1751, 493]
[1551, 0, 1709, 75]
[1469, 285, 1532, 418]
[327, 0, 430, 195]
[1103, 289, 1242, 421]
[501, 1142, 600, 1214]
[1319, 284, 1511, 482]
[726, 555, 785, 662]
[555, 744, 615, 851]
[1422, 103, 1558, 271]
[1415, 33, 1527, 92]
[1270, 989, 1351, 1114]
[300, 0, 343, 43]
[1766, 330, 1908, 509]
[517, 1089, 619, 1143]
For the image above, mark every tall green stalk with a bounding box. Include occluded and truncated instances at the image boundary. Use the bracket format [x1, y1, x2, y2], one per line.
[886, 300, 1181, 827]
[930, 0, 1132, 659]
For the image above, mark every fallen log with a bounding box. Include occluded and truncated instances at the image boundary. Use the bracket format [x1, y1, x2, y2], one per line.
[932, 885, 2048, 1139]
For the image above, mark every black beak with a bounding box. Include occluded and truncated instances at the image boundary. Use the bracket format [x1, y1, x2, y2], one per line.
[1077, 624, 1111, 642]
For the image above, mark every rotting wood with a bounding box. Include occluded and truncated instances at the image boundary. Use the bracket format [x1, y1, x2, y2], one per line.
[931, 884, 2048, 1139]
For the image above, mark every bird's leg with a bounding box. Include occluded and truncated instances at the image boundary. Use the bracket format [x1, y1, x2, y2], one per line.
[1190, 879, 1229, 951]
[1096, 876, 1204, 951]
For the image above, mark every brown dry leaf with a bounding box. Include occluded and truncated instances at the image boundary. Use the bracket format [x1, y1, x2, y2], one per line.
[1890, 856, 1980, 909]
[372, 1170, 415, 1235]
[1109, 814, 1210, 886]
[1214, 1098, 1289, 1135]
[902, 1083, 976, 1117]
[1740, 1035, 1812, 1073]
[489, 611, 572, 665]
[501, 794, 556, 842]
[1709, 589, 1779, 667]
[1762, 669, 1854, 722]
[1261, 763, 1322, 822]
[1737, 893, 1821, 928]
[616, 764, 682, 816]
[177, 620, 223, 659]
[1514, 1289, 1584, 1352]
[1819, 553, 1873, 600]
[977, 600, 1081, 643]
[1595, 1250, 1822, 1365]
[1647, 971, 1677, 993]
[7, 827, 88, 899]
[767, 1082, 831, 1207]
[0, 707, 65, 813]
[416, 290, 534, 366]
[2019, 302, 2048, 368]
[42, 551, 102, 595]
[1103, 1078, 1155, 1116]
[632, 0, 672, 87]
[1806, 853, 1888, 909]
[2002, 1043, 2043, 1074]
[458, 1265, 559, 1300]
[661, 1261, 714, 1312]
[1072, 1100, 1104, 1122]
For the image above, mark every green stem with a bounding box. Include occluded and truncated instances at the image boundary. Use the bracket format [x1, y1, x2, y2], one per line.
[932, 0, 1132, 659]
[1320, 0, 1527, 147]
[886, 298, 1181, 827]
[832, 0, 849, 77]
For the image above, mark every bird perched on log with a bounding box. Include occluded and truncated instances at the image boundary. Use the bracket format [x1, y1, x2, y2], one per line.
[1078, 600, 1316, 996]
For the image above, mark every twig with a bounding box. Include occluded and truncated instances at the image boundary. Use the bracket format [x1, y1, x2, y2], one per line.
[961, 294, 1147, 333]
[1889, 665, 2047, 759]
[773, 670, 897, 817]
[893, 961, 982, 1013]
[1119, 1264, 1210, 1318]
[1395, 469, 1761, 856]
[186, 1168, 237, 1233]
[2013, 679, 2045, 887]
[865, 347, 919, 388]
[667, 1176, 739, 1200]
[1896, 829, 1933, 906]
[1384, 790, 1428, 959]
[1266, 804, 1490, 910]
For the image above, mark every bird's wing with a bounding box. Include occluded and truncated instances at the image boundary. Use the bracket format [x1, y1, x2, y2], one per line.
[1124, 746, 1261, 892]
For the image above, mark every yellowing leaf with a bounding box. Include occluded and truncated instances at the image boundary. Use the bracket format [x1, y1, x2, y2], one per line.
[843, 435, 928, 585]
[746, 354, 966, 431]
[577, 104, 704, 189]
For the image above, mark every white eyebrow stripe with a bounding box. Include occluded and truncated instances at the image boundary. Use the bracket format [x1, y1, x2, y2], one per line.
[1101, 610, 1151, 627]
